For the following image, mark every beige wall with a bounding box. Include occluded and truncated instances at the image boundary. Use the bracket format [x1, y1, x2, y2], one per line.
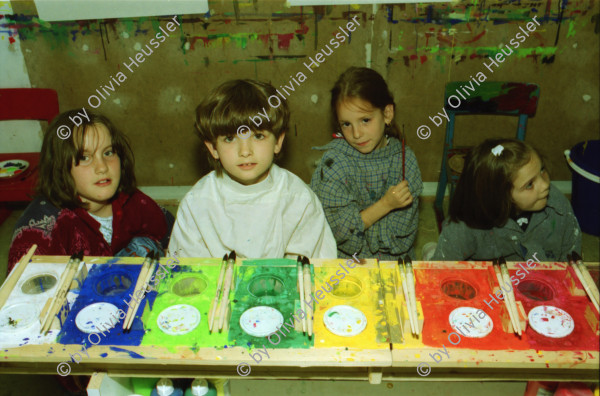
[8, 0, 599, 185]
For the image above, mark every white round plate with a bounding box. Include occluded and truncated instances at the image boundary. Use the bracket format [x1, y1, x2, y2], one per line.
[323, 305, 367, 337]
[75, 302, 120, 334]
[0, 159, 29, 178]
[0, 303, 39, 333]
[449, 307, 493, 338]
[239, 306, 284, 337]
[528, 305, 574, 338]
[157, 304, 200, 335]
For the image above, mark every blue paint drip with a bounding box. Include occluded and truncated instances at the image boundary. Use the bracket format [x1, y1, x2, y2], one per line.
[386, 6, 399, 24]
[426, 5, 433, 24]
[109, 346, 145, 359]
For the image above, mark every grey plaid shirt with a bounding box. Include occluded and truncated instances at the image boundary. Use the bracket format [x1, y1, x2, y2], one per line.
[310, 137, 423, 260]
[433, 184, 582, 261]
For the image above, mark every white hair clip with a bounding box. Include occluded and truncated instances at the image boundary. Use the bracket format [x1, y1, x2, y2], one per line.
[491, 144, 504, 156]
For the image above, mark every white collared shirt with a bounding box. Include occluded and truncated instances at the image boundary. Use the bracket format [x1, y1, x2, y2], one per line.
[169, 164, 337, 259]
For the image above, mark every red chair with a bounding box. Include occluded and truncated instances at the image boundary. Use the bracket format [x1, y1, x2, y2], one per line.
[0, 88, 59, 223]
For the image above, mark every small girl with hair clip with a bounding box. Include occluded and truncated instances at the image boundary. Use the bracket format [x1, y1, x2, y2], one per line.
[310, 67, 423, 260]
[7, 109, 174, 273]
[433, 138, 581, 261]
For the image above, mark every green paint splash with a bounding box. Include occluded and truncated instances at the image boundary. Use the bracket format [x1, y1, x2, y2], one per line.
[228, 262, 313, 350]
[141, 259, 230, 352]
[567, 20, 577, 38]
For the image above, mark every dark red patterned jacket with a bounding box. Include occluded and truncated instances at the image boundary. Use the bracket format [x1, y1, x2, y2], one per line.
[8, 189, 172, 273]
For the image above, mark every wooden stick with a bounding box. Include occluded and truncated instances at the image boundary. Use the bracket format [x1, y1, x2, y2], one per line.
[124, 253, 159, 331]
[302, 256, 313, 338]
[499, 261, 522, 336]
[41, 256, 78, 333]
[492, 262, 519, 336]
[122, 252, 153, 330]
[209, 254, 228, 333]
[578, 265, 600, 307]
[405, 258, 420, 335]
[0, 244, 37, 310]
[396, 261, 415, 334]
[569, 258, 599, 313]
[297, 256, 306, 334]
[41, 251, 83, 334]
[218, 251, 236, 332]
[572, 252, 600, 307]
[402, 257, 419, 335]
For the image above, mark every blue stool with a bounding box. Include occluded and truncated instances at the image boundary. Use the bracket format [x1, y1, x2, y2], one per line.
[434, 82, 540, 232]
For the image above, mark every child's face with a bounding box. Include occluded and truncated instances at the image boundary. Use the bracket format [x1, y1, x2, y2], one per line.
[204, 131, 285, 185]
[70, 123, 121, 214]
[336, 97, 394, 154]
[511, 152, 550, 212]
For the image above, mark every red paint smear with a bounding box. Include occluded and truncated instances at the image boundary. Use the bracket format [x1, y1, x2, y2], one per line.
[425, 32, 432, 47]
[490, 83, 539, 116]
[419, 55, 427, 64]
[533, 32, 544, 42]
[277, 33, 294, 50]
[189, 36, 210, 50]
[258, 34, 270, 46]
[463, 30, 486, 44]
[295, 23, 309, 35]
[437, 31, 453, 45]
[416, 267, 599, 353]
[409, 54, 418, 60]
[8, 36, 15, 44]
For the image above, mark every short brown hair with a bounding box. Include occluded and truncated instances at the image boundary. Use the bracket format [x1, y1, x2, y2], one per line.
[37, 109, 136, 209]
[331, 67, 402, 139]
[195, 79, 289, 176]
[449, 138, 544, 229]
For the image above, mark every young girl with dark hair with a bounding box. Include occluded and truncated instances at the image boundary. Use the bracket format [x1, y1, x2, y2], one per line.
[7, 109, 174, 272]
[310, 67, 423, 260]
[433, 138, 581, 261]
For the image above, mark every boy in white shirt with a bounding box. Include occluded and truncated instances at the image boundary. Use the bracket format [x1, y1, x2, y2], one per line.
[169, 79, 337, 259]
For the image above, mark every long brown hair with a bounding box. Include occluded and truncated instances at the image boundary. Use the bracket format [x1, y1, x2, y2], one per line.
[449, 138, 544, 229]
[37, 109, 136, 209]
[330, 67, 402, 139]
[195, 79, 289, 176]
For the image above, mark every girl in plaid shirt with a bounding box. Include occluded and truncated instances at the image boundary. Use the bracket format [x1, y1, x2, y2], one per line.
[310, 67, 423, 260]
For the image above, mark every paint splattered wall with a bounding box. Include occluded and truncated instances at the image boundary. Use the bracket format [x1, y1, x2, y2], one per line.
[3, 0, 598, 184]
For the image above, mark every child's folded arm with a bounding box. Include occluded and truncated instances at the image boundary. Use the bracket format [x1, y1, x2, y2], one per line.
[371, 196, 419, 256]
[320, 189, 366, 256]
[405, 148, 424, 197]
[7, 232, 57, 274]
[310, 156, 368, 256]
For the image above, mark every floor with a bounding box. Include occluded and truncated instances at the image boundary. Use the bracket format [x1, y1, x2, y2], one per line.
[0, 197, 597, 396]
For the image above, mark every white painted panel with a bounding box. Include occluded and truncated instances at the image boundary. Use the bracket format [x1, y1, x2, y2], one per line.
[0, 120, 44, 153]
[0, 2, 42, 154]
[35, 0, 209, 22]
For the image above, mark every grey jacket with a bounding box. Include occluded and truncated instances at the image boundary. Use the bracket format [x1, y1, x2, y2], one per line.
[433, 184, 582, 261]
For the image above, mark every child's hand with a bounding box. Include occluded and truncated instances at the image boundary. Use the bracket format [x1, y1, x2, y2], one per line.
[381, 180, 413, 210]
